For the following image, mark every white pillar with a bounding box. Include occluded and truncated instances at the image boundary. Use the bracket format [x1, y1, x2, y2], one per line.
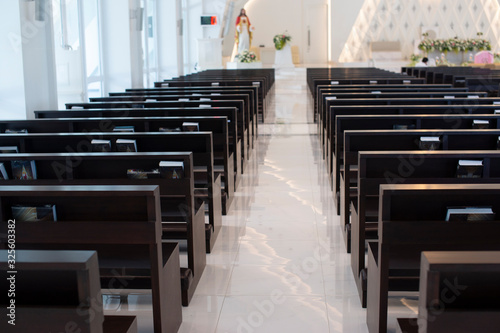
[176, 0, 185, 76]
[0, 0, 58, 120]
[157, 0, 180, 79]
[0, 1, 26, 119]
[129, 0, 144, 88]
[101, 0, 132, 94]
[22, 0, 58, 119]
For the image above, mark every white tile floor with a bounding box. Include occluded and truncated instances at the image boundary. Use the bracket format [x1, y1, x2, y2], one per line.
[103, 67, 416, 332]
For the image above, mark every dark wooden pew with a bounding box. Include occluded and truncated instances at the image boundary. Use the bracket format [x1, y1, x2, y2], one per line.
[320, 93, 496, 140]
[88, 93, 256, 140]
[186, 67, 275, 97]
[397, 250, 500, 333]
[0, 152, 204, 307]
[0, 115, 236, 213]
[156, 75, 270, 120]
[325, 96, 500, 107]
[367, 183, 500, 333]
[0, 185, 183, 332]
[310, 78, 427, 122]
[329, 104, 500, 205]
[319, 91, 486, 123]
[341, 129, 500, 251]
[353, 150, 500, 307]
[319, 93, 493, 146]
[311, 76, 426, 101]
[307, 67, 422, 95]
[0, 249, 138, 333]
[314, 83, 458, 123]
[125, 85, 259, 122]
[403, 66, 500, 95]
[318, 91, 491, 158]
[316, 85, 468, 118]
[403, 66, 490, 82]
[330, 109, 500, 207]
[0, 132, 221, 254]
[64, 99, 254, 157]
[198, 68, 275, 90]
[32, 107, 245, 179]
[109, 87, 258, 134]
[458, 77, 500, 96]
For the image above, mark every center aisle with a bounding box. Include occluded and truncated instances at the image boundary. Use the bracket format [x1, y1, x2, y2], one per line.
[178, 67, 369, 333]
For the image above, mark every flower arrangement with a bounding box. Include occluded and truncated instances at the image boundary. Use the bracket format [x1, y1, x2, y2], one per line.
[273, 32, 292, 50]
[418, 33, 491, 53]
[494, 52, 500, 63]
[236, 50, 257, 63]
[435, 56, 453, 67]
[408, 54, 422, 66]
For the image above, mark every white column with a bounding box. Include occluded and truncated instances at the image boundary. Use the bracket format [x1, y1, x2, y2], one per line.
[129, 0, 144, 88]
[156, 0, 180, 79]
[101, 0, 132, 94]
[0, 1, 26, 119]
[1, 0, 58, 120]
[23, 0, 58, 119]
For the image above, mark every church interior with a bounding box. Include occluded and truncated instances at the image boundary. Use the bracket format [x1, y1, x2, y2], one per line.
[1, 0, 500, 332]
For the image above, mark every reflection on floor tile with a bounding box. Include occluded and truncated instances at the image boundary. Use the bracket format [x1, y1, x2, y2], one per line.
[217, 296, 329, 333]
[100, 68, 413, 333]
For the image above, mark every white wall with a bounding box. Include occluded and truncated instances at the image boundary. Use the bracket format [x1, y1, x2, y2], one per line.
[331, 0, 364, 62]
[239, 0, 330, 64]
[0, 1, 26, 119]
[101, 0, 132, 94]
[202, 0, 226, 38]
[338, 0, 500, 62]
[245, 0, 304, 59]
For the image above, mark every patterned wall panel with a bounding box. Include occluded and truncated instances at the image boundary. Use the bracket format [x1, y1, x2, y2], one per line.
[339, 0, 500, 62]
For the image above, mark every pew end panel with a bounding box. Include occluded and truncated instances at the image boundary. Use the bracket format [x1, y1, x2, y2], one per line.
[0, 185, 182, 333]
[367, 184, 500, 333]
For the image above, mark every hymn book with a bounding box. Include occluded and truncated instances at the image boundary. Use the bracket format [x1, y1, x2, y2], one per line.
[159, 161, 184, 179]
[0, 146, 19, 154]
[159, 127, 181, 132]
[182, 122, 199, 132]
[11, 160, 37, 180]
[456, 160, 483, 178]
[472, 119, 489, 129]
[445, 206, 495, 222]
[113, 126, 135, 132]
[393, 124, 415, 130]
[127, 169, 160, 179]
[0, 163, 8, 180]
[418, 136, 441, 150]
[116, 139, 137, 152]
[5, 129, 28, 134]
[91, 139, 112, 152]
[12, 204, 57, 222]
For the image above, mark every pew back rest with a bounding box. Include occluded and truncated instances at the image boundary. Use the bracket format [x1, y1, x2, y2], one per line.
[379, 183, 500, 254]
[0, 185, 162, 245]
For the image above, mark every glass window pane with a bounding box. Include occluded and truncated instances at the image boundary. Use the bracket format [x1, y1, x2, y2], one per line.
[87, 81, 102, 98]
[52, 0, 84, 107]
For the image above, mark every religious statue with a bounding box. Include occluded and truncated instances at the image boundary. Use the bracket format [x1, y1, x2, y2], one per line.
[235, 8, 254, 55]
